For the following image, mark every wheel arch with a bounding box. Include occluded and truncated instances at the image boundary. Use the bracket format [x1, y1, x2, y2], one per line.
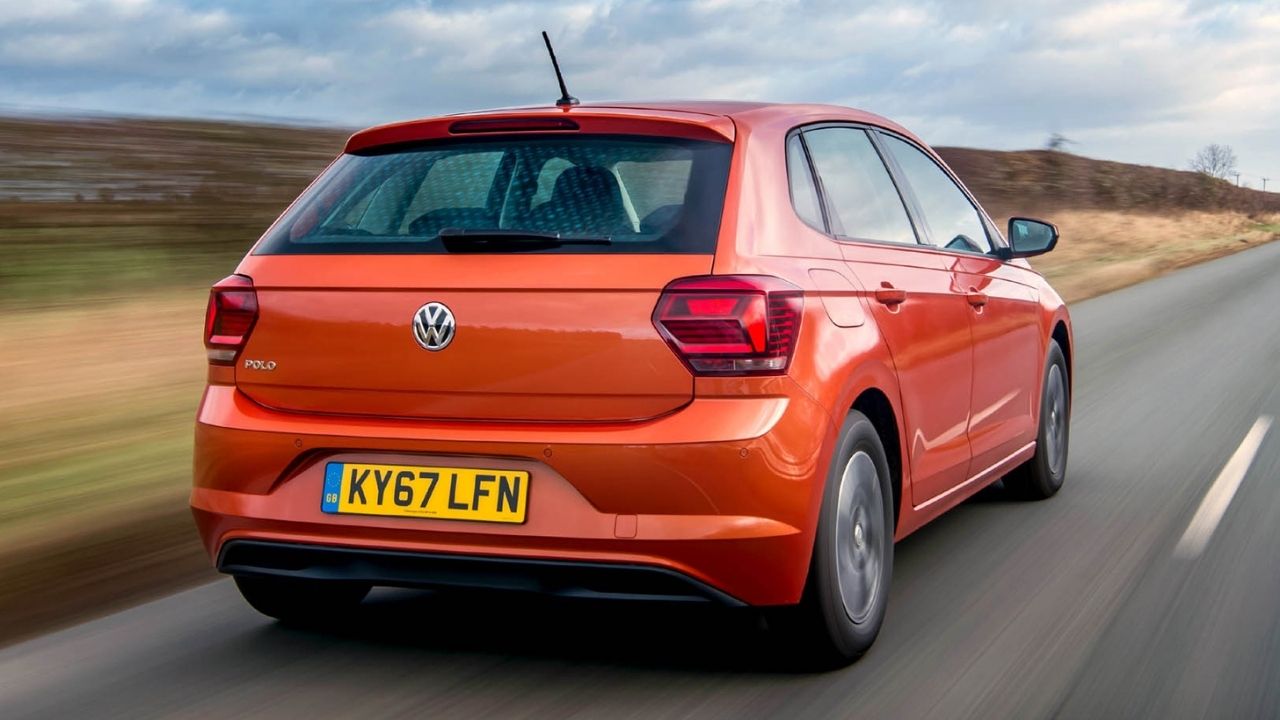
[1051, 319, 1072, 387]
[850, 387, 903, 532]
[825, 351, 909, 540]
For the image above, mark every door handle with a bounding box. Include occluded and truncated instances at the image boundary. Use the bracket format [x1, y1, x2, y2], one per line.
[966, 289, 989, 307]
[874, 287, 907, 306]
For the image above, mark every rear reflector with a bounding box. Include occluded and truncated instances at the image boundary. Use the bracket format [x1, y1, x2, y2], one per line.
[204, 274, 258, 365]
[653, 275, 803, 376]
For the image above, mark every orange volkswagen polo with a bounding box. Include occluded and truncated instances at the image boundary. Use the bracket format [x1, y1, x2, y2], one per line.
[193, 100, 1072, 665]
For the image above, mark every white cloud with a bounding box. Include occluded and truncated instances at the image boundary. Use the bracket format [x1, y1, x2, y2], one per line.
[1055, 0, 1185, 40]
[229, 46, 340, 87]
[0, 0, 84, 24]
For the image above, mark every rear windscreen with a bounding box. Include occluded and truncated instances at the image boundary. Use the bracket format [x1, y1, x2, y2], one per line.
[254, 134, 732, 254]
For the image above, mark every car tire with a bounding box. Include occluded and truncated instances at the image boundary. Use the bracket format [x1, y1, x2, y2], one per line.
[1005, 340, 1070, 500]
[771, 409, 894, 669]
[234, 575, 371, 625]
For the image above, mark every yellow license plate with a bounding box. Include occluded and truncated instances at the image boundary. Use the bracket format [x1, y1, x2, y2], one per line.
[321, 462, 529, 524]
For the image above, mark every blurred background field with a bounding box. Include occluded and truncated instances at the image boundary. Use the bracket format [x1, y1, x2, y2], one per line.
[0, 114, 1278, 645]
[0, 116, 344, 642]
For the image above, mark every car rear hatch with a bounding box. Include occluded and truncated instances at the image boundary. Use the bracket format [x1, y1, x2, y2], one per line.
[231, 114, 734, 423]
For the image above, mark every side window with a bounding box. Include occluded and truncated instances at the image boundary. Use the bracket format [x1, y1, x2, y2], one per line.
[881, 135, 991, 254]
[801, 127, 917, 245]
[786, 134, 825, 231]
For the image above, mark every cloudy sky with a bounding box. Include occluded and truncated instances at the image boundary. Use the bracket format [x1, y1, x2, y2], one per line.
[3, 0, 1279, 183]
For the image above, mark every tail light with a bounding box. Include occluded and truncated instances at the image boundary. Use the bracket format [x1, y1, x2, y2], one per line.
[204, 274, 258, 365]
[653, 275, 803, 376]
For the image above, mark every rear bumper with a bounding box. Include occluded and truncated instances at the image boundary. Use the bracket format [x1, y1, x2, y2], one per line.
[218, 540, 744, 605]
[192, 383, 835, 606]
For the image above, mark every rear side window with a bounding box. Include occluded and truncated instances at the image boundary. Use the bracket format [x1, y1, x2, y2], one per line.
[256, 135, 732, 254]
[881, 135, 992, 254]
[786, 134, 825, 231]
[801, 128, 917, 245]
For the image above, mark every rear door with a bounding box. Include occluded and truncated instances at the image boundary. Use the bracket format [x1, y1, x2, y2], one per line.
[797, 126, 974, 506]
[234, 132, 733, 422]
[878, 133, 1043, 476]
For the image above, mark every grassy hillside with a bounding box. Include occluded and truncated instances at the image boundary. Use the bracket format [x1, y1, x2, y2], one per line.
[2, 114, 1278, 306]
[0, 116, 346, 304]
[5, 114, 1274, 304]
[0, 114, 1277, 646]
[937, 146, 1280, 218]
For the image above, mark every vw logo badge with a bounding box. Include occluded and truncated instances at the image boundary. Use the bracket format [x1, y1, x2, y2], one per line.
[412, 302, 456, 351]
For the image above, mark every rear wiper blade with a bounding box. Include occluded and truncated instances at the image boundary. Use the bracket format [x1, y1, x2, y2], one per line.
[435, 227, 612, 251]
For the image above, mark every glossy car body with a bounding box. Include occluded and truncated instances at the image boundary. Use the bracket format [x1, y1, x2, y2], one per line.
[192, 101, 1072, 611]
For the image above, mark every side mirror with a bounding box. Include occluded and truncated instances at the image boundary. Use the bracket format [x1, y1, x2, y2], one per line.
[1002, 217, 1059, 258]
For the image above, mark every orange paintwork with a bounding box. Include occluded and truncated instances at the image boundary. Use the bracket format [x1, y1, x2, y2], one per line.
[236, 254, 709, 422]
[192, 101, 1072, 606]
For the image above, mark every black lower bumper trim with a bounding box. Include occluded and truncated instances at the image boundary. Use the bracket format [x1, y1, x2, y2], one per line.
[217, 540, 744, 606]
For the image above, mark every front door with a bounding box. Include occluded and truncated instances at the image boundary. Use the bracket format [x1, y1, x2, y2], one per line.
[953, 256, 1042, 473]
[877, 132, 1041, 480]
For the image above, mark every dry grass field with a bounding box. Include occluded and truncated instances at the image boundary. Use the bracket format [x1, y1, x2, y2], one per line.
[1033, 209, 1280, 301]
[0, 115, 1277, 645]
[0, 293, 207, 641]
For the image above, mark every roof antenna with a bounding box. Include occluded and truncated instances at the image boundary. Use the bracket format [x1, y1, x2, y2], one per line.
[541, 30, 579, 108]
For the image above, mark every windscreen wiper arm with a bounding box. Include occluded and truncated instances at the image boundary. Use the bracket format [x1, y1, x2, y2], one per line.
[436, 227, 612, 251]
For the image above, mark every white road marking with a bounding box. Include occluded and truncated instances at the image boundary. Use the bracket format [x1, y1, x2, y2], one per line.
[1173, 415, 1273, 559]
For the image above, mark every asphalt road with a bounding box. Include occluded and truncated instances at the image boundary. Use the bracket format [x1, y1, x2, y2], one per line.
[3, 242, 1280, 719]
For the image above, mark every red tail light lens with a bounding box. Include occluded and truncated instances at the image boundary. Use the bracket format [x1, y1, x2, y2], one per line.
[653, 275, 803, 376]
[204, 274, 258, 365]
